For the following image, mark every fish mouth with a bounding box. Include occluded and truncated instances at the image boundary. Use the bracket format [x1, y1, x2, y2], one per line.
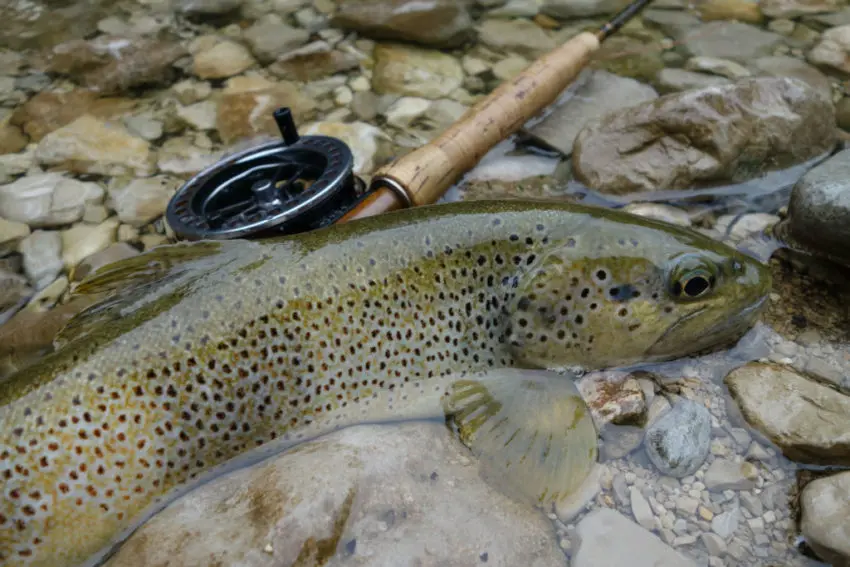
[645, 295, 768, 358]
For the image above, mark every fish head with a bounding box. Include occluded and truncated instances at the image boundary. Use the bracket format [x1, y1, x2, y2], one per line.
[505, 218, 771, 370]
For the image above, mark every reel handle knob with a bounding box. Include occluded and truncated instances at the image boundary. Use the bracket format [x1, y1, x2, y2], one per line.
[274, 107, 300, 146]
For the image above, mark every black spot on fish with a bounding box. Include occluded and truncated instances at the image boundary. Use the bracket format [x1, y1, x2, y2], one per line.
[609, 284, 637, 302]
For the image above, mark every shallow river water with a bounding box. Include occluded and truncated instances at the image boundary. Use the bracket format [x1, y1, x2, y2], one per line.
[2, 1, 850, 566]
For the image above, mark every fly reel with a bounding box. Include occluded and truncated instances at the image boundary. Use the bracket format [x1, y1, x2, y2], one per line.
[166, 108, 369, 240]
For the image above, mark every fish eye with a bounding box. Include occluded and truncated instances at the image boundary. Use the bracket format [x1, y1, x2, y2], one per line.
[677, 273, 713, 297]
[668, 255, 719, 300]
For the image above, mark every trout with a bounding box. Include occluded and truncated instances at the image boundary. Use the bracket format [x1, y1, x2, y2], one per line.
[0, 200, 770, 567]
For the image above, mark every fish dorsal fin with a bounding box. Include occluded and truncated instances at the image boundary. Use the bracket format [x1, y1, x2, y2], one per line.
[443, 368, 598, 507]
[53, 240, 231, 350]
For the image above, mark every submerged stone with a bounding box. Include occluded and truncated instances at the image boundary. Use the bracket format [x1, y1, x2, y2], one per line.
[644, 398, 711, 478]
[371, 43, 464, 99]
[525, 69, 657, 156]
[331, 0, 474, 48]
[725, 363, 850, 466]
[572, 508, 697, 566]
[573, 77, 836, 195]
[800, 471, 850, 567]
[774, 148, 850, 268]
[103, 423, 568, 567]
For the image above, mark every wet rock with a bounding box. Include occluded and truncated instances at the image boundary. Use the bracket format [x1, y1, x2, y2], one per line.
[0, 292, 95, 379]
[775, 148, 850, 267]
[477, 18, 556, 57]
[0, 173, 105, 228]
[808, 25, 850, 74]
[0, 51, 23, 76]
[681, 22, 782, 63]
[0, 122, 27, 154]
[103, 423, 568, 567]
[85, 39, 186, 95]
[685, 57, 751, 79]
[630, 486, 657, 531]
[573, 77, 836, 195]
[749, 56, 833, 101]
[192, 39, 256, 79]
[642, 9, 702, 41]
[491, 55, 529, 80]
[26, 275, 68, 312]
[696, 0, 765, 22]
[836, 97, 850, 131]
[644, 398, 712, 478]
[302, 121, 388, 174]
[725, 363, 850, 466]
[421, 99, 469, 133]
[542, 0, 630, 18]
[714, 213, 778, 242]
[622, 203, 691, 226]
[38, 38, 109, 76]
[589, 36, 664, 82]
[19, 230, 63, 291]
[711, 504, 740, 538]
[384, 96, 432, 128]
[761, 0, 841, 18]
[123, 112, 163, 143]
[61, 218, 119, 270]
[656, 68, 731, 93]
[157, 137, 223, 178]
[572, 508, 697, 566]
[216, 81, 317, 144]
[244, 15, 310, 64]
[0, 0, 107, 51]
[72, 242, 139, 282]
[525, 69, 657, 156]
[554, 463, 604, 523]
[371, 43, 464, 99]
[807, 6, 850, 26]
[10, 90, 136, 142]
[171, 80, 212, 106]
[0, 269, 32, 325]
[177, 0, 242, 16]
[107, 176, 180, 227]
[0, 150, 34, 185]
[268, 42, 360, 82]
[175, 101, 217, 131]
[35, 116, 154, 177]
[0, 218, 29, 253]
[578, 370, 647, 427]
[43, 37, 187, 95]
[703, 458, 758, 491]
[800, 471, 850, 567]
[331, 0, 474, 48]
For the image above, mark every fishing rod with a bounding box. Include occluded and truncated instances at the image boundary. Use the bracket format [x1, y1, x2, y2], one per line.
[166, 0, 655, 241]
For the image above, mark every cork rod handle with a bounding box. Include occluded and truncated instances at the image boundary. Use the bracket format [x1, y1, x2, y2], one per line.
[341, 30, 602, 221]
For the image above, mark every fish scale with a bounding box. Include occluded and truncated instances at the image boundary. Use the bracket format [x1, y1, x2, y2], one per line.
[0, 200, 770, 567]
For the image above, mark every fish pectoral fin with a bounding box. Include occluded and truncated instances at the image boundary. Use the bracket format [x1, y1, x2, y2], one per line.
[442, 368, 598, 508]
[54, 240, 232, 349]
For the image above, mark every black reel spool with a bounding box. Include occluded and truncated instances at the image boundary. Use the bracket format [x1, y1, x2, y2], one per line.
[166, 108, 371, 241]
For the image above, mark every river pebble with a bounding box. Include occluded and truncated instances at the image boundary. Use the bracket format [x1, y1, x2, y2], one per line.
[573, 77, 835, 195]
[775, 148, 850, 268]
[645, 398, 712, 478]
